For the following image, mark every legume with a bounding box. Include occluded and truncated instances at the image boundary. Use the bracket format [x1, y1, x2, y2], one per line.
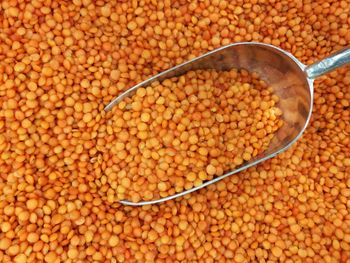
[0, 0, 349, 262]
[107, 69, 283, 202]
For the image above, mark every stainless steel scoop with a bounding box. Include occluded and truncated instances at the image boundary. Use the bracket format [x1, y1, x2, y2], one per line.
[105, 42, 350, 206]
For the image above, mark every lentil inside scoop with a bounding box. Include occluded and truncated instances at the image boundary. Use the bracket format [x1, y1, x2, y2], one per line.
[106, 69, 284, 202]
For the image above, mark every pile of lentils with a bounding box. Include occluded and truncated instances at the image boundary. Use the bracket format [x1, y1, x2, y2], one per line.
[107, 69, 283, 203]
[0, 0, 349, 262]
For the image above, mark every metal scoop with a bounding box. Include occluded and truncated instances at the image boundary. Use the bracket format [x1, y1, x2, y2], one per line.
[105, 42, 350, 206]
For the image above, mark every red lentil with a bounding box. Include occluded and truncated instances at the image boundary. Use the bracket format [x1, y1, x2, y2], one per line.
[107, 69, 283, 202]
[0, 0, 349, 262]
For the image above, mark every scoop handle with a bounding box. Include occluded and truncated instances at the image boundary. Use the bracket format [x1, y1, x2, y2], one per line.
[305, 46, 350, 79]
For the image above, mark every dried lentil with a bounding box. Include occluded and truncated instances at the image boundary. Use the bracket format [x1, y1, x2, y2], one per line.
[0, 0, 349, 262]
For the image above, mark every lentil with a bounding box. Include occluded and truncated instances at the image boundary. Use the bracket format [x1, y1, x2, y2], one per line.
[0, 0, 349, 262]
[108, 69, 283, 202]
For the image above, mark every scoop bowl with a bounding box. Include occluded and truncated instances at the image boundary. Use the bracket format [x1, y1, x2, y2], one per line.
[105, 42, 350, 206]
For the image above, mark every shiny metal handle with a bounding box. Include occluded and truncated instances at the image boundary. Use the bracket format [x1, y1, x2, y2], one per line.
[305, 46, 350, 79]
